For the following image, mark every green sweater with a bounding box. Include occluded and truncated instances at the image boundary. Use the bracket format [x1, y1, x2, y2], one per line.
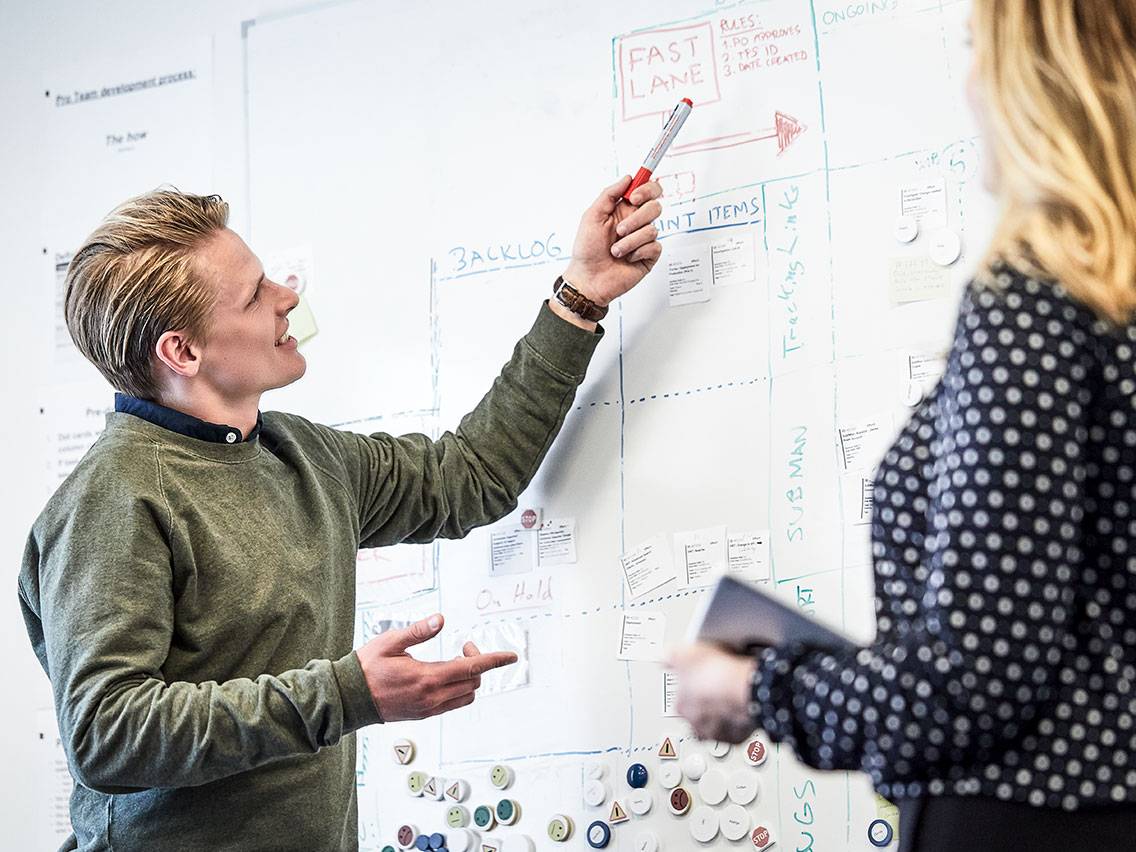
[18, 304, 601, 851]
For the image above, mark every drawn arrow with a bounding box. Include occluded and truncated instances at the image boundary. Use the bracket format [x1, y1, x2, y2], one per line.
[669, 111, 807, 157]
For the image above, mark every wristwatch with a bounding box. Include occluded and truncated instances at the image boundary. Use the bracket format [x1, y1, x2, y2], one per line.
[552, 276, 608, 322]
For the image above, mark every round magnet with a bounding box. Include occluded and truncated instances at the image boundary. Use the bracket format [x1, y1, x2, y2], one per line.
[721, 803, 751, 841]
[383, 846, 397, 852]
[751, 824, 776, 849]
[473, 804, 497, 830]
[424, 776, 445, 800]
[414, 836, 430, 852]
[893, 214, 918, 244]
[396, 824, 418, 850]
[490, 764, 514, 790]
[502, 838, 534, 852]
[698, 768, 727, 806]
[392, 737, 416, 765]
[689, 805, 719, 843]
[406, 771, 427, 797]
[709, 740, 730, 758]
[626, 762, 649, 788]
[681, 752, 707, 781]
[658, 762, 682, 789]
[633, 830, 660, 852]
[728, 769, 760, 805]
[447, 829, 475, 852]
[668, 786, 692, 816]
[744, 738, 768, 766]
[586, 820, 612, 849]
[585, 761, 608, 781]
[496, 798, 520, 825]
[547, 814, 573, 842]
[428, 833, 446, 850]
[583, 779, 609, 807]
[446, 806, 470, 828]
[928, 229, 962, 266]
[445, 779, 470, 802]
[868, 819, 894, 847]
[627, 787, 653, 816]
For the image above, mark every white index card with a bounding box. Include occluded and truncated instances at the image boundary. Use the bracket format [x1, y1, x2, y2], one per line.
[836, 416, 893, 472]
[666, 244, 712, 306]
[727, 531, 771, 582]
[537, 517, 577, 566]
[710, 231, 756, 286]
[663, 671, 680, 717]
[674, 525, 729, 588]
[899, 179, 947, 228]
[619, 535, 677, 598]
[617, 611, 667, 662]
[490, 528, 536, 576]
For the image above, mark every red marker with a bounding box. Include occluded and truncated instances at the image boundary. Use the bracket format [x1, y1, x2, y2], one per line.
[622, 98, 694, 202]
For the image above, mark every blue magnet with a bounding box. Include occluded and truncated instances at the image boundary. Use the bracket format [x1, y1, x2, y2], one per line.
[868, 819, 894, 847]
[428, 833, 446, 850]
[586, 819, 612, 848]
[626, 763, 649, 788]
[414, 835, 431, 851]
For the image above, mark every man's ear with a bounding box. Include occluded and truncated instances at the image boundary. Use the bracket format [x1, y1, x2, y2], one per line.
[154, 329, 202, 379]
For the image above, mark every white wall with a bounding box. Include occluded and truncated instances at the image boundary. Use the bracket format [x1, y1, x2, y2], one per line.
[0, 2, 316, 844]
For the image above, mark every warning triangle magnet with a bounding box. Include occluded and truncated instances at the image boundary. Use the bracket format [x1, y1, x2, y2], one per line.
[609, 800, 629, 824]
[658, 737, 677, 759]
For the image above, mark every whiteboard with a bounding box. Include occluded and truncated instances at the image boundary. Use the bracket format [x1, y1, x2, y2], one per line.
[245, 0, 996, 849]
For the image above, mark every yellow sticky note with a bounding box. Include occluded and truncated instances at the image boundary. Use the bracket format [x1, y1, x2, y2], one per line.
[290, 295, 318, 346]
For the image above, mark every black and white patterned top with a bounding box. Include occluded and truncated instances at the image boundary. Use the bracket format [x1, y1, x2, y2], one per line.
[753, 266, 1136, 810]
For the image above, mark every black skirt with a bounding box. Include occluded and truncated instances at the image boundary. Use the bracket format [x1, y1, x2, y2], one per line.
[898, 797, 1136, 852]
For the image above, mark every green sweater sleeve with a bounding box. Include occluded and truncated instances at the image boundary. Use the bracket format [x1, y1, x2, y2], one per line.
[331, 302, 602, 547]
[20, 468, 379, 795]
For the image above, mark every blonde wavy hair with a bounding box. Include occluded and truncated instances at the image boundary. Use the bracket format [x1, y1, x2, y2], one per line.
[65, 190, 229, 399]
[972, 0, 1136, 325]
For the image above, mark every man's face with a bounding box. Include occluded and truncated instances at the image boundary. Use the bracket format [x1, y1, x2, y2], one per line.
[192, 227, 306, 403]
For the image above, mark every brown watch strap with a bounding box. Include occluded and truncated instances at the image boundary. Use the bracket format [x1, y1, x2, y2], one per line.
[552, 276, 608, 322]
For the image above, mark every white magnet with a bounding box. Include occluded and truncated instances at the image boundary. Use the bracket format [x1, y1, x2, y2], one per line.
[392, 737, 415, 765]
[447, 828, 476, 852]
[728, 769, 760, 805]
[585, 761, 608, 781]
[445, 779, 470, 802]
[698, 768, 728, 806]
[690, 805, 719, 843]
[893, 214, 918, 243]
[503, 836, 535, 852]
[681, 752, 707, 781]
[709, 740, 730, 758]
[657, 763, 682, 789]
[423, 776, 444, 800]
[633, 830, 660, 852]
[928, 229, 962, 266]
[583, 779, 609, 808]
[721, 803, 751, 841]
[628, 787, 653, 816]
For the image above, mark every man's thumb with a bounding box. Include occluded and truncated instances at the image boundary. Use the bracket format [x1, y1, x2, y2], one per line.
[385, 613, 444, 652]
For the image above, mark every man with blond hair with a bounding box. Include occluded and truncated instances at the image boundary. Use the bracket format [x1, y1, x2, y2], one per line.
[19, 178, 662, 850]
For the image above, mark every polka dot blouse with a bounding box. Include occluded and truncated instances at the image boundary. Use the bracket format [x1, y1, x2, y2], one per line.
[753, 266, 1136, 810]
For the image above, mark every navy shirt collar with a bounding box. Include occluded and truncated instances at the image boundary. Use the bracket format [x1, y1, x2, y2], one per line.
[114, 393, 262, 444]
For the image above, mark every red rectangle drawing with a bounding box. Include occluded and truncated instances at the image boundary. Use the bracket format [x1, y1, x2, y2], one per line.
[617, 22, 722, 121]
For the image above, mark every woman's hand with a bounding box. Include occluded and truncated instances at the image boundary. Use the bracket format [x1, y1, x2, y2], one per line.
[667, 642, 758, 744]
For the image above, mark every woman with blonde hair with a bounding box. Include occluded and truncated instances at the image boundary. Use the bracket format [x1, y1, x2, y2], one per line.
[668, 3, 1136, 848]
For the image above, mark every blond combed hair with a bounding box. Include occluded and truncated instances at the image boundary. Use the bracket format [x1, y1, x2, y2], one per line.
[972, 0, 1136, 325]
[65, 189, 230, 398]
